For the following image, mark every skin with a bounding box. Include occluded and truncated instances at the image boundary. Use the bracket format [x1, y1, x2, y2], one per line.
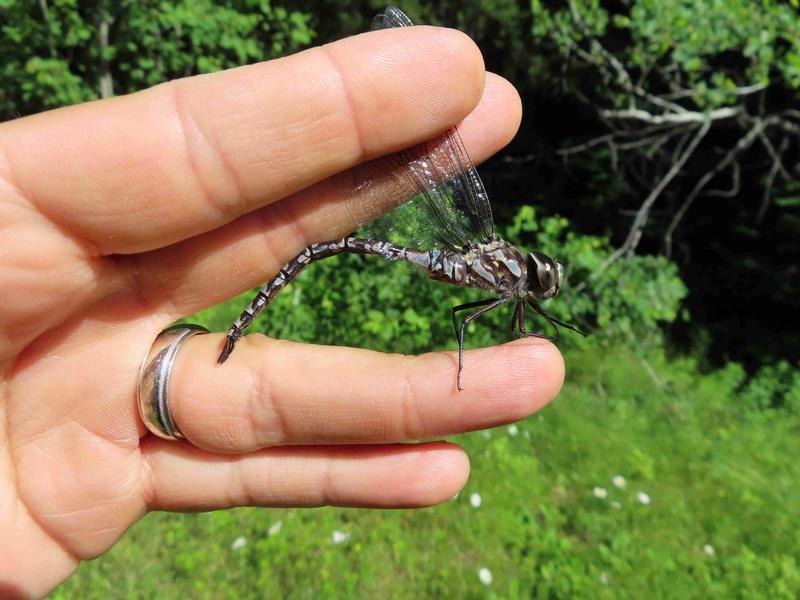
[0, 26, 564, 598]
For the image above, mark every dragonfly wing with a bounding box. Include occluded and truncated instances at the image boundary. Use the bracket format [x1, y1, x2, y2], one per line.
[358, 7, 496, 250]
[371, 6, 414, 30]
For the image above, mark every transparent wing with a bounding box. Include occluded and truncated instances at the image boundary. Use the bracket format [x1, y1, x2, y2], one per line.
[357, 6, 495, 251]
[371, 6, 414, 29]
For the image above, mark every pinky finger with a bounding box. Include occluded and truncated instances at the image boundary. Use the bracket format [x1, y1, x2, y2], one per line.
[140, 440, 469, 510]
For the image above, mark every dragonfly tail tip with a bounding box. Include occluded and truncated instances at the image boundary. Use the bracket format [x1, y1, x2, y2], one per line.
[217, 338, 236, 364]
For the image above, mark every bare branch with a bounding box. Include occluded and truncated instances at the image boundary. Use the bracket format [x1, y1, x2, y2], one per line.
[663, 120, 766, 255]
[641, 132, 682, 159]
[566, 0, 688, 115]
[600, 119, 712, 270]
[756, 136, 790, 224]
[670, 126, 698, 164]
[37, 0, 56, 58]
[617, 131, 679, 152]
[639, 357, 666, 388]
[96, 0, 114, 98]
[600, 107, 740, 125]
[757, 129, 791, 180]
[664, 82, 767, 101]
[557, 124, 686, 160]
[705, 160, 741, 198]
[770, 117, 800, 138]
[556, 133, 616, 156]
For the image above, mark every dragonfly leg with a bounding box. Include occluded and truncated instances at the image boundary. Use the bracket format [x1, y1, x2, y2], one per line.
[451, 298, 497, 341]
[528, 301, 588, 338]
[519, 301, 556, 341]
[510, 301, 523, 338]
[456, 298, 509, 391]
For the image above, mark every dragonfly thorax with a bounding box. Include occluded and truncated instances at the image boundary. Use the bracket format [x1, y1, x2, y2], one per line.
[526, 252, 564, 300]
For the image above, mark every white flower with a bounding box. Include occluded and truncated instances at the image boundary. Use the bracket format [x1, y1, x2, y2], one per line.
[610, 501, 622, 510]
[599, 572, 610, 585]
[637, 491, 651, 505]
[268, 520, 283, 537]
[703, 544, 716, 556]
[230, 536, 247, 551]
[507, 424, 519, 437]
[470, 492, 482, 508]
[478, 567, 493, 586]
[612, 475, 626, 488]
[332, 530, 350, 544]
[593, 486, 608, 499]
[523, 430, 531, 439]
[481, 430, 492, 439]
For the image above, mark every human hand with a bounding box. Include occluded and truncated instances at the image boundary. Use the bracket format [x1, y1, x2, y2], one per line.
[0, 25, 563, 597]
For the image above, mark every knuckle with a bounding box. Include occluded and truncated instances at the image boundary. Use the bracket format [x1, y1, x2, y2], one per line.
[244, 342, 290, 447]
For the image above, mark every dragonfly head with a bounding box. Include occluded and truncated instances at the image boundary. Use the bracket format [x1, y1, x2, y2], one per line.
[526, 252, 564, 301]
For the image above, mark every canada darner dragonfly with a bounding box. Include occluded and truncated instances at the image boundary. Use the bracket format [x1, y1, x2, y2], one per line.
[218, 6, 582, 389]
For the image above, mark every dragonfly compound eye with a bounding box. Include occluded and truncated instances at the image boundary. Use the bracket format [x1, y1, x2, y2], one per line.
[527, 252, 560, 298]
[554, 261, 565, 294]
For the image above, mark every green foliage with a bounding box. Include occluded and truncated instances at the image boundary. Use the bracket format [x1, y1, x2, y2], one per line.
[741, 360, 800, 413]
[0, 0, 315, 117]
[506, 205, 687, 346]
[527, 0, 799, 371]
[53, 345, 800, 598]
[531, 0, 800, 106]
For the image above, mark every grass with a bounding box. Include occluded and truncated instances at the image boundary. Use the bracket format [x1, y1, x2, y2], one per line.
[53, 345, 800, 599]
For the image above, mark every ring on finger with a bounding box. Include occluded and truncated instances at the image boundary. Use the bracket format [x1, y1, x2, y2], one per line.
[137, 324, 209, 441]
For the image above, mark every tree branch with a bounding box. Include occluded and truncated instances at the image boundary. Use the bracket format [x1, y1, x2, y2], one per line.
[599, 119, 712, 271]
[756, 136, 791, 224]
[663, 119, 766, 255]
[600, 107, 740, 125]
[664, 82, 767, 101]
[37, 0, 56, 58]
[757, 129, 790, 180]
[705, 160, 740, 198]
[565, 2, 693, 118]
[96, 0, 114, 98]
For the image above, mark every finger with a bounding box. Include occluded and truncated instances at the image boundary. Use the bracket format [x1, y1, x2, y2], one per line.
[132, 73, 522, 316]
[142, 441, 469, 510]
[1, 27, 484, 255]
[168, 336, 563, 453]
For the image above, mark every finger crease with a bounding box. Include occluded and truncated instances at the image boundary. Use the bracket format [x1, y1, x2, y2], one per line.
[317, 45, 368, 164]
[319, 456, 336, 507]
[399, 358, 425, 440]
[0, 132, 105, 259]
[138, 447, 160, 509]
[169, 82, 249, 223]
[248, 347, 289, 447]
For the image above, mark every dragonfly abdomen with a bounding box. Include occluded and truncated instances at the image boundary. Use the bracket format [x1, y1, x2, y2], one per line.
[217, 237, 431, 363]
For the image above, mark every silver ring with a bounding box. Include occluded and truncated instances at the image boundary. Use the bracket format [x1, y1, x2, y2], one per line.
[138, 324, 209, 440]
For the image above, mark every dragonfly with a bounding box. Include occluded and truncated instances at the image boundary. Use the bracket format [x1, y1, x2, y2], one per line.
[218, 6, 583, 390]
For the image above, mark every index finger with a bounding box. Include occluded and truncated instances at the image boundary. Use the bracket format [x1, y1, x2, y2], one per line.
[0, 27, 484, 255]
